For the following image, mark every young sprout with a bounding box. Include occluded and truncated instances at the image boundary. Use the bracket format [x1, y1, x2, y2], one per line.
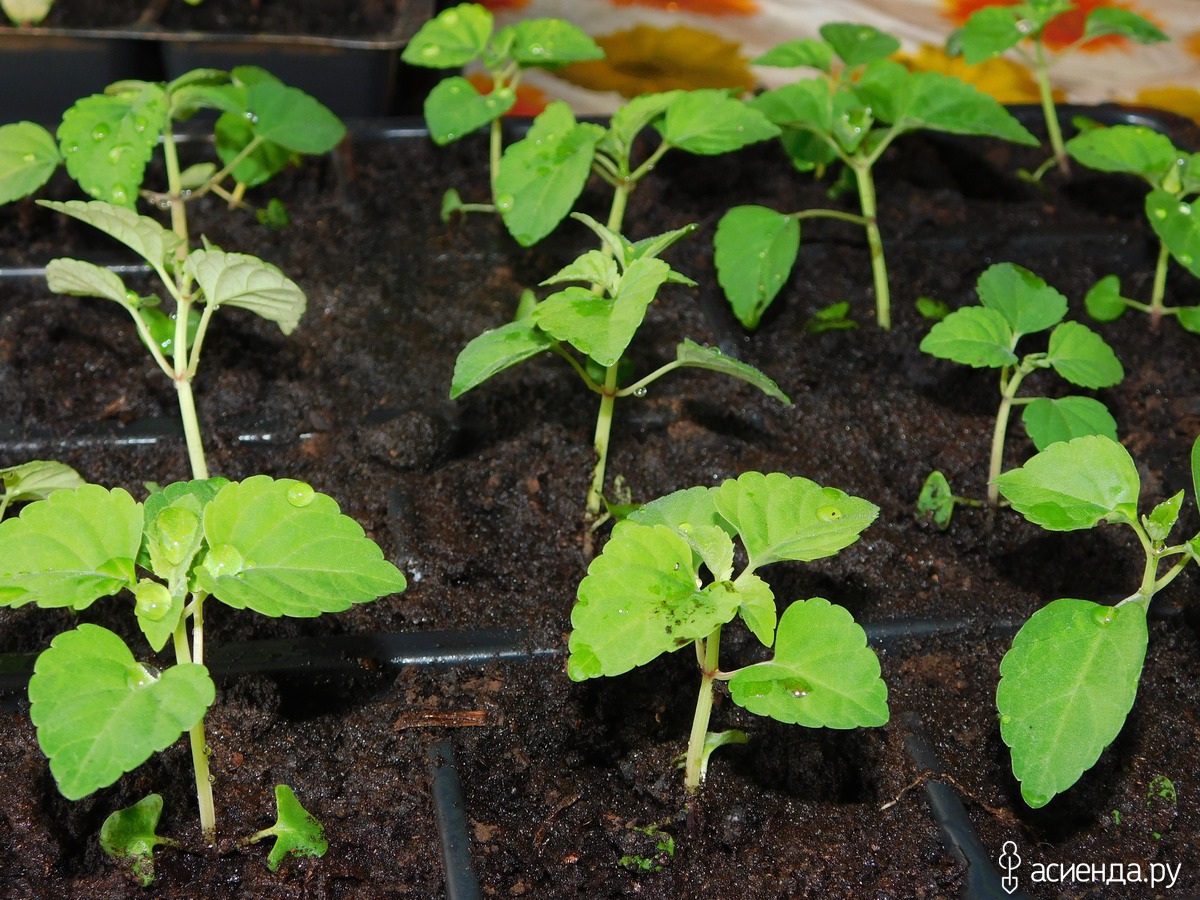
[1066, 124, 1200, 330]
[0, 68, 345, 479]
[568, 472, 887, 792]
[3, 476, 406, 856]
[717, 22, 1037, 330]
[919, 263, 1123, 515]
[947, 0, 1167, 179]
[993, 433, 1200, 807]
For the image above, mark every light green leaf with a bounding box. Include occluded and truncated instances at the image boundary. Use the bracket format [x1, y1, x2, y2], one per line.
[729, 598, 888, 728]
[819, 22, 900, 68]
[1144, 490, 1183, 545]
[450, 318, 554, 398]
[749, 80, 833, 134]
[712, 472, 878, 568]
[532, 257, 669, 366]
[508, 18, 604, 67]
[628, 485, 731, 536]
[185, 246, 306, 334]
[918, 306, 1016, 368]
[0, 485, 140, 609]
[949, 7, 1024, 63]
[627, 222, 698, 267]
[38, 199, 182, 268]
[916, 470, 958, 530]
[402, 3, 492, 68]
[423, 76, 514, 145]
[1193, 433, 1200, 512]
[601, 91, 680, 160]
[753, 39, 833, 71]
[1045, 321, 1123, 388]
[1083, 8, 1168, 45]
[0, 121, 61, 204]
[45, 258, 133, 309]
[998, 598, 1147, 807]
[213, 110, 294, 189]
[994, 434, 1140, 530]
[732, 571, 776, 647]
[1083, 274, 1129, 322]
[567, 522, 743, 680]
[714, 205, 800, 330]
[657, 90, 780, 156]
[540, 249, 620, 293]
[680, 524, 736, 583]
[29, 624, 215, 800]
[1146, 191, 1200, 278]
[57, 85, 167, 208]
[975, 262, 1068, 335]
[1022, 396, 1118, 451]
[243, 80, 345, 155]
[100, 794, 173, 887]
[495, 102, 604, 246]
[673, 339, 791, 404]
[0, 460, 84, 507]
[196, 475, 406, 616]
[1066, 125, 1180, 185]
[1177, 306, 1200, 334]
[250, 784, 328, 871]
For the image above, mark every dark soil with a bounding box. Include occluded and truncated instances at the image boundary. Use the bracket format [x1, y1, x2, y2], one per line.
[2, 111, 1200, 897]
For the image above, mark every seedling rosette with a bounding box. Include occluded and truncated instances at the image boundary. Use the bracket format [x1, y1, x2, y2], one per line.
[567, 472, 888, 791]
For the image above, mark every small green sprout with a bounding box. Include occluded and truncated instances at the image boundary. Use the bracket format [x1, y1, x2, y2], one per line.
[1066, 124, 1200, 330]
[993, 434, 1200, 807]
[915, 471, 983, 531]
[1148, 775, 1177, 806]
[0, 460, 84, 519]
[241, 784, 329, 872]
[920, 262, 1123, 511]
[947, 1, 1167, 179]
[568, 472, 887, 792]
[716, 23, 1037, 329]
[3, 476, 406, 847]
[618, 824, 675, 873]
[100, 794, 180, 887]
[804, 301, 857, 334]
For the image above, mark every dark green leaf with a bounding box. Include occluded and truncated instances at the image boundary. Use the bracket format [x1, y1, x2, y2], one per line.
[1066, 125, 1180, 185]
[450, 318, 554, 398]
[819, 22, 900, 67]
[100, 794, 173, 887]
[714, 205, 800, 329]
[1083, 274, 1129, 321]
[1044, 321, 1123, 388]
[976, 262, 1067, 335]
[424, 76, 514, 145]
[656, 90, 779, 156]
[1022, 397, 1118, 451]
[673, 339, 791, 404]
[919, 306, 1016, 368]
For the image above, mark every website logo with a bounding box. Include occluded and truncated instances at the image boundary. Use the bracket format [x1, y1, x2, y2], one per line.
[999, 841, 1022, 895]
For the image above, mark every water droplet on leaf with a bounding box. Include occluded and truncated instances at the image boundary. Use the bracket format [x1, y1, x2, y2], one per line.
[111, 184, 129, 204]
[1154, 208, 1167, 219]
[204, 543, 244, 578]
[21, 152, 35, 163]
[421, 45, 441, 58]
[244, 110, 259, 124]
[496, 194, 515, 212]
[126, 662, 162, 691]
[91, 123, 110, 141]
[817, 506, 843, 521]
[633, 387, 648, 397]
[286, 482, 316, 507]
[1091, 606, 1116, 626]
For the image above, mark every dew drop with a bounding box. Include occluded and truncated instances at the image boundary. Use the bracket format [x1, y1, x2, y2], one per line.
[1016, 18, 1034, 34]
[817, 505, 843, 521]
[204, 543, 244, 578]
[1000, 714, 1012, 726]
[496, 193, 515, 212]
[124, 289, 141, 305]
[91, 123, 110, 142]
[286, 482, 316, 507]
[125, 662, 162, 691]
[791, 690, 808, 698]
[1179, 203, 1192, 216]
[528, 42, 545, 56]
[421, 45, 441, 58]
[1091, 605, 1116, 626]
[448, 84, 461, 95]
[1024, 793, 1049, 808]
[64, 143, 79, 154]
[443, 9, 458, 24]
[445, 132, 456, 141]
[207, 775, 216, 784]
[107, 144, 129, 163]
[783, 676, 812, 697]
[133, 116, 148, 134]
[22, 152, 35, 163]
[111, 184, 129, 204]
[633, 386, 648, 397]
[244, 110, 259, 125]
[1181, 254, 1194, 266]
[1154, 208, 1168, 219]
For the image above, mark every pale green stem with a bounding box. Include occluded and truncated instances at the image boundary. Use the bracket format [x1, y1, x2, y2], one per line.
[851, 162, 890, 329]
[1033, 41, 1069, 176]
[988, 363, 1035, 506]
[173, 603, 215, 843]
[0, 493, 10, 521]
[1149, 240, 1170, 330]
[684, 628, 722, 793]
[489, 116, 503, 199]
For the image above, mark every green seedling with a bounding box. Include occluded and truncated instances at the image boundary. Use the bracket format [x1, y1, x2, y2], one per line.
[401, 2, 602, 225]
[619, 824, 675, 873]
[716, 22, 1037, 330]
[915, 470, 983, 531]
[947, 1, 1166, 179]
[0, 68, 344, 481]
[568, 472, 888, 792]
[920, 262, 1123, 511]
[99, 794, 179, 887]
[240, 784, 329, 872]
[1, 476, 406, 855]
[993, 433, 1200, 807]
[452, 216, 790, 522]
[0, 459, 83, 519]
[1066, 124, 1200, 330]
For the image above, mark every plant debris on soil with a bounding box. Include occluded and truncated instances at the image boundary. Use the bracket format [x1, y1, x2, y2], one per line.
[2, 111, 1200, 897]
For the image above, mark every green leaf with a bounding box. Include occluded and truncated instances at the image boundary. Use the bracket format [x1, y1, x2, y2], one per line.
[994, 434, 1140, 530]
[1083, 8, 1168, 45]
[732, 571, 776, 647]
[0, 121, 61, 204]
[508, 18, 604, 67]
[532, 257, 669, 366]
[714, 205, 800, 329]
[44, 258, 134, 310]
[627, 223, 698, 268]
[750, 80, 833, 133]
[249, 784, 328, 871]
[57, 84, 167, 208]
[185, 245, 307, 335]
[450, 318, 554, 398]
[196, 475, 406, 616]
[1146, 191, 1200, 278]
[915, 296, 950, 321]
[805, 301, 857, 334]
[142, 478, 229, 540]
[1177, 306, 1200, 334]
[0, 460, 84, 508]
[673, 339, 791, 404]
[401, 2, 493, 68]
[423, 76, 514, 145]
[712, 472, 878, 568]
[243, 81, 345, 155]
[680, 525, 736, 583]
[540, 249, 620, 293]
[567, 522, 743, 680]
[1144, 490, 1183, 544]
[1045, 321, 1123, 388]
[1066, 125, 1180, 185]
[753, 39, 834, 71]
[949, 7, 1024, 63]
[729, 598, 888, 728]
[975, 262, 1068, 335]
[601, 91, 680, 160]
[916, 470, 958, 530]
[100, 794, 173, 887]
[628, 485, 731, 536]
[0, 485, 141, 609]
[38, 199, 182, 268]
[656, 90, 780, 156]
[214, 111, 295, 189]
[1022, 397, 1118, 451]
[998, 598, 1147, 807]
[494, 102, 604, 247]
[819, 22, 900, 68]
[919, 306, 1016, 369]
[1083, 274, 1129, 322]
[29, 624, 215, 800]
[1192, 434, 1200, 512]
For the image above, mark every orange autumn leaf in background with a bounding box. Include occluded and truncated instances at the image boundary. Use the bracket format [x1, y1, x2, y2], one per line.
[558, 25, 754, 97]
[610, 0, 758, 15]
[467, 74, 550, 117]
[942, 0, 1154, 52]
[478, 0, 530, 10]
